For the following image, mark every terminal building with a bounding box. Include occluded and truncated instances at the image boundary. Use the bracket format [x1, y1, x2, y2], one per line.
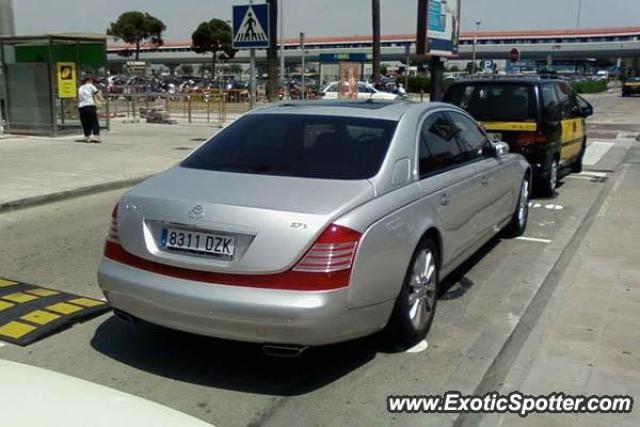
[107, 26, 640, 74]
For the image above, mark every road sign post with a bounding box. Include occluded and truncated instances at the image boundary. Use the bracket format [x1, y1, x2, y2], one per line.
[233, 2, 270, 109]
[250, 48, 256, 108]
[279, 0, 285, 99]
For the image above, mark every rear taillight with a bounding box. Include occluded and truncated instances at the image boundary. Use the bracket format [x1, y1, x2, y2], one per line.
[515, 132, 547, 146]
[106, 203, 119, 244]
[103, 221, 362, 291]
[294, 224, 361, 273]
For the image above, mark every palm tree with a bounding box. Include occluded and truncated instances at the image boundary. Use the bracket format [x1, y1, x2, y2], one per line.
[266, 0, 279, 101]
[372, 0, 381, 84]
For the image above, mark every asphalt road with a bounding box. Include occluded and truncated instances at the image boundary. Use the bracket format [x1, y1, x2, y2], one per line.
[0, 93, 637, 427]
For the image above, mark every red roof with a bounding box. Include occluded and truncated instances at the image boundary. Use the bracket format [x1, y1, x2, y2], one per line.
[107, 26, 640, 50]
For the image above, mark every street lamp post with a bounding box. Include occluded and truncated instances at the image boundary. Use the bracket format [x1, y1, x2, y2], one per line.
[576, 0, 583, 29]
[300, 32, 305, 100]
[471, 21, 481, 74]
[0, 73, 4, 138]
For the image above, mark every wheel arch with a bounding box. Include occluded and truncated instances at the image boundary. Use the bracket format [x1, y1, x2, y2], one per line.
[417, 226, 443, 270]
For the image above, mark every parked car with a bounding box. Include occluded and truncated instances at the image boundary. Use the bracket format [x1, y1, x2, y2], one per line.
[1, 360, 212, 427]
[320, 81, 400, 100]
[622, 77, 640, 97]
[443, 77, 593, 196]
[98, 100, 531, 352]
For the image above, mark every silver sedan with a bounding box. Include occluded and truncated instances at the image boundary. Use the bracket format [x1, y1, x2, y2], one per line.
[98, 100, 531, 352]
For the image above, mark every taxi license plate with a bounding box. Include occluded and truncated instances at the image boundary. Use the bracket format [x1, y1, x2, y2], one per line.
[161, 227, 235, 257]
[487, 132, 502, 143]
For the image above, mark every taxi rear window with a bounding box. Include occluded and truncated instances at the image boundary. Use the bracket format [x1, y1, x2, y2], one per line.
[445, 83, 537, 122]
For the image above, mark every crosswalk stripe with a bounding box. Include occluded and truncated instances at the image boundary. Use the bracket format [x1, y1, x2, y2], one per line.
[583, 142, 614, 166]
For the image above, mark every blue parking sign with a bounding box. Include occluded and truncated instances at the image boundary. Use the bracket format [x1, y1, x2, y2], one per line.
[233, 4, 270, 49]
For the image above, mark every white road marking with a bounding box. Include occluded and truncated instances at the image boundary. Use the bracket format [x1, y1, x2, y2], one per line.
[0, 341, 6, 348]
[566, 175, 597, 181]
[583, 142, 614, 166]
[544, 204, 564, 210]
[529, 202, 564, 210]
[405, 340, 429, 353]
[515, 237, 552, 244]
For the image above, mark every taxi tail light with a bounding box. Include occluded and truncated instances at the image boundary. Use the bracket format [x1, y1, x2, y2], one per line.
[106, 203, 119, 244]
[293, 224, 362, 274]
[515, 132, 547, 146]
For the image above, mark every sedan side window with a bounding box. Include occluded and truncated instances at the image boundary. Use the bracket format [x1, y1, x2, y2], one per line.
[447, 112, 491, 162]
[419, 113, 463, 178]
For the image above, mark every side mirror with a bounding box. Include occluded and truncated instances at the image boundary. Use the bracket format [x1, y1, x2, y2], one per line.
[493, 141, 510, 157]
[580, 105, 594, 118]
[577, 96, 594, 117]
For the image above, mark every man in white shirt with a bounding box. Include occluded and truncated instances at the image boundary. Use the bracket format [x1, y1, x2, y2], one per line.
[78, 77, 101, 143]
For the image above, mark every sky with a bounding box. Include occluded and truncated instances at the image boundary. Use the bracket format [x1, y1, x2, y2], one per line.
[12, 0, 640, 41]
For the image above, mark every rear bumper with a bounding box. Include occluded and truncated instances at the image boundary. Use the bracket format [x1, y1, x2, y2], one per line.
[514, 146, 553, 179]
[97, 258, 393, 346]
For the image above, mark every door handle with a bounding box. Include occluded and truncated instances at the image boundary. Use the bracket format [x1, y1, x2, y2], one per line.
[481, 176, 489, 187]
[440, 193, 450, 206]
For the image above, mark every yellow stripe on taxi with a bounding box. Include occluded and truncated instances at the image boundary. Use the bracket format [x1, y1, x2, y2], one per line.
[480, 121, 538, 132]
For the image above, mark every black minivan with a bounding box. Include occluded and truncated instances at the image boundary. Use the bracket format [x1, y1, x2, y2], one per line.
[443, 77, 593, 195]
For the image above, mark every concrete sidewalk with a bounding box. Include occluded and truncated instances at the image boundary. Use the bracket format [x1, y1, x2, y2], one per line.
[476, 147, 640, 427]
[0, 122, 217, 212]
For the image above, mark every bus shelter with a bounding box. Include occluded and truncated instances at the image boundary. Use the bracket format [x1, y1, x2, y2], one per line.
[0, 34, 107, 136]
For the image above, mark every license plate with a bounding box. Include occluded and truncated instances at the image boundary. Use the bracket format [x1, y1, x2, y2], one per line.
[161, 227, 235, 257]
[487, 132, 502, 143]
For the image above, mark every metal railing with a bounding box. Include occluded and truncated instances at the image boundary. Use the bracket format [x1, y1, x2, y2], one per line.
[105, 89, 253, 127]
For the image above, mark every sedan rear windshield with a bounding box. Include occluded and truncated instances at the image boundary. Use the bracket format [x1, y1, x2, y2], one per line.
[445, 84, 537, 122]
[181, 114, 397, 180]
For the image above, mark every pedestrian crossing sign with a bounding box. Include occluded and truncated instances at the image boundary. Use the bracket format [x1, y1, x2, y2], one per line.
[233, 4, 270, 49]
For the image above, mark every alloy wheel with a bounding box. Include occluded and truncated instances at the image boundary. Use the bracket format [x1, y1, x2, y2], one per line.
[407, 249, 437, 331]
[518, 179, 530, 226]
[549, 160, 558, 191]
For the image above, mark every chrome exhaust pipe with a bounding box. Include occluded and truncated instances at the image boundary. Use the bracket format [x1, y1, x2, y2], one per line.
[262, 344, 308, 358]
[113, 309, 139, 323]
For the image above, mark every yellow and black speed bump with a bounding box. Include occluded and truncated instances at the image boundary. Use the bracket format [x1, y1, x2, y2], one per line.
[0, 278, 111, 346]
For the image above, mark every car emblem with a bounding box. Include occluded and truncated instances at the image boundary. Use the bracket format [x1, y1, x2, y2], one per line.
[188, 205, 204, 220]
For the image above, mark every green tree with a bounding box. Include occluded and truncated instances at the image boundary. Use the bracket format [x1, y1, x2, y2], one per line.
[107, 12, 166, 61]
[107, 11, 167, 61]
[179, 64, 194, 76]
[226, 63, 243, 76]
[191, 19, 235, 80]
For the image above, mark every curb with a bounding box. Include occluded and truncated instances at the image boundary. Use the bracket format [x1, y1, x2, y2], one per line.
[0, 175, 152, 214]
[453, 155, 623, 427]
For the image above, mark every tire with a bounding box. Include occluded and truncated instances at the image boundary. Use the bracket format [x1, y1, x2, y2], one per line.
[540, 156, 559, 197]
[572, 140, 586, 173]
[503, 177, 530, 238]
[386, 238, 439, 348]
